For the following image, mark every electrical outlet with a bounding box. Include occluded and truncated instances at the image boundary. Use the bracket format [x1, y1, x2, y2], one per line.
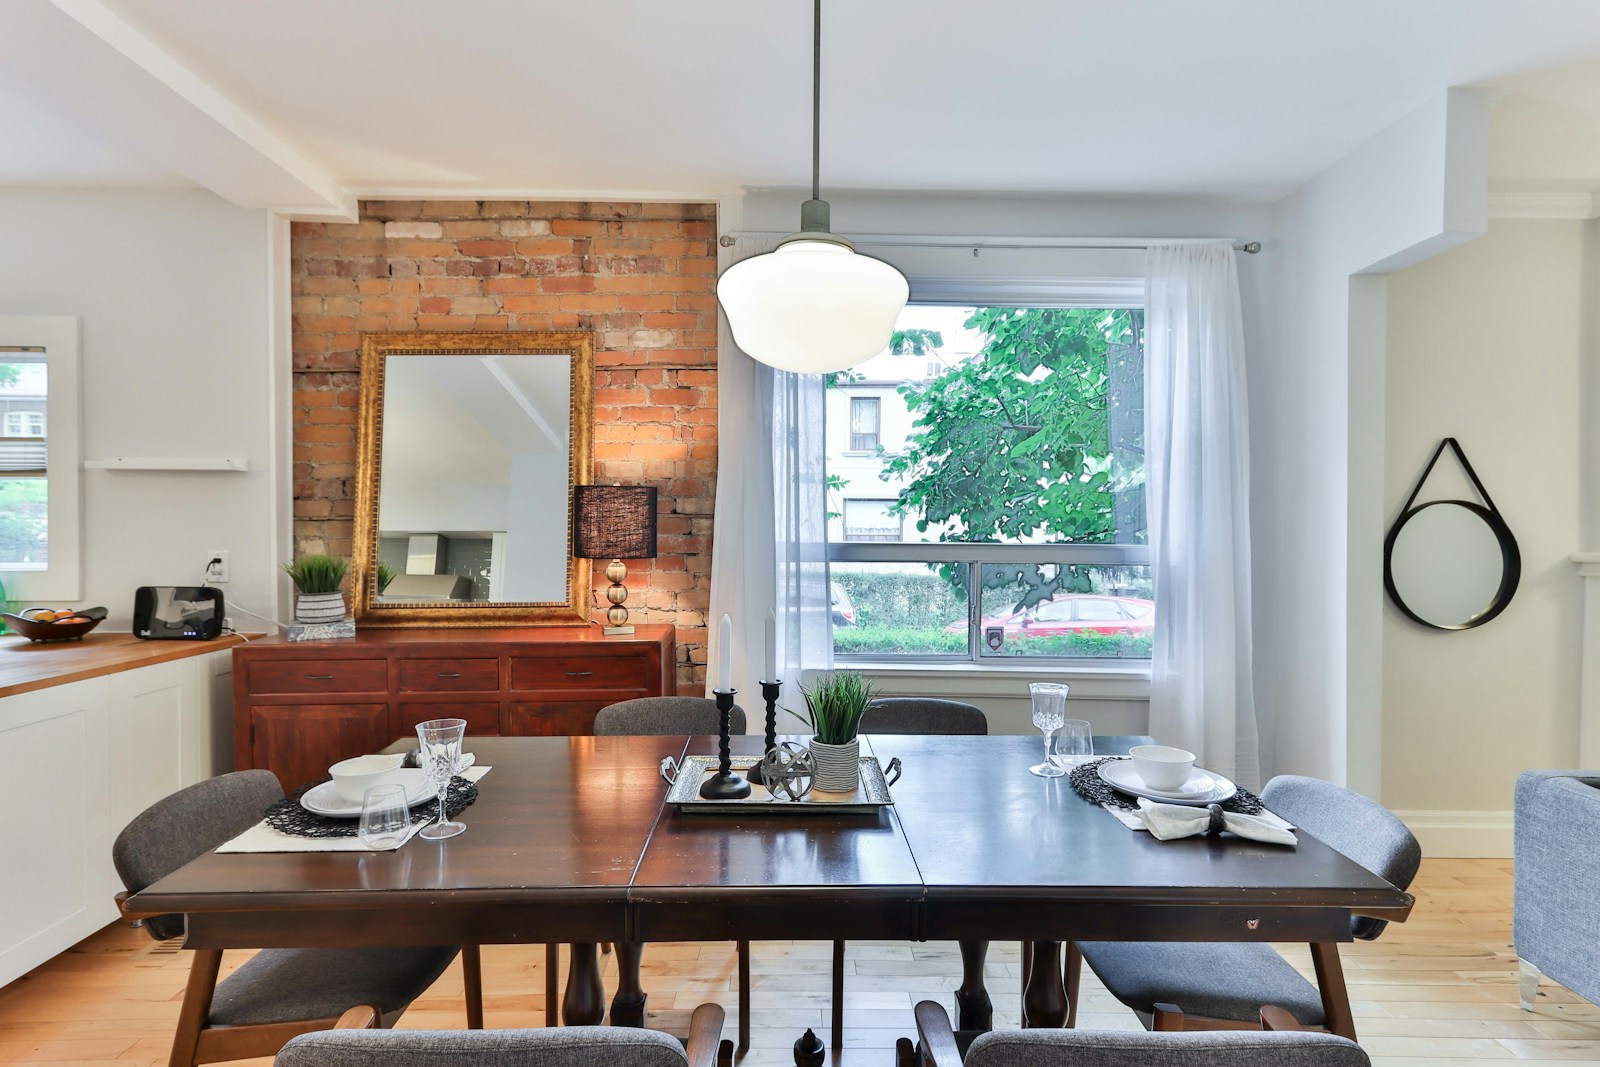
[205, 550, 229, 583]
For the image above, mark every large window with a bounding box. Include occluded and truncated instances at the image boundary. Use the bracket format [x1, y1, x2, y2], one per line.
[0, 317, 80, 600]
[826, 299, 1150, 665]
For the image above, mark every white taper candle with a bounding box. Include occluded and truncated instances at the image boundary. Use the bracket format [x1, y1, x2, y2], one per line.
[764, 608, 777, 682]
[718, 613, 733, 691]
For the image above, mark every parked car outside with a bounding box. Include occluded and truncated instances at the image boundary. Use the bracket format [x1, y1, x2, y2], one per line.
[944, 593, 1153, 636]
[830, 581, 856, 627]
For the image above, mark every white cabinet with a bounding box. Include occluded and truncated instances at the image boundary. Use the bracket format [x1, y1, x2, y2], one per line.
[0, 648, 233, 987]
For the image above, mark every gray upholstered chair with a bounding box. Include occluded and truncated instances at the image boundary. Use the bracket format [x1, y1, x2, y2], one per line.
[1073, 774, 1421, 1040]
[902, 1000, 1369, 1067]
[112, 770, 480, 1067]
[861, 697, 988, 736]
[1514, 770, 1600, 1010]
[276, 1002, 731, 1067]
[593, 696, 750, 1051]
[594, 695, 746, 736]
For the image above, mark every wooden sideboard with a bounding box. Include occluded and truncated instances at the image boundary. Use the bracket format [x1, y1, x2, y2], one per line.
[233, 625, 676, 790]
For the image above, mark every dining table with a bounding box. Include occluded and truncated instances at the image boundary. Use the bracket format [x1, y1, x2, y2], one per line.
[130, 732, 1414, 1053]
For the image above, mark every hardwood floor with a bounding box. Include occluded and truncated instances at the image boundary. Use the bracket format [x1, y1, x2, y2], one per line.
[1, 859, 1596, 1065]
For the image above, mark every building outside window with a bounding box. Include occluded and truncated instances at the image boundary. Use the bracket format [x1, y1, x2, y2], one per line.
[3, 411, 44, 437]
[825, 298, 1151, 665]
[848, 396, 880, 452]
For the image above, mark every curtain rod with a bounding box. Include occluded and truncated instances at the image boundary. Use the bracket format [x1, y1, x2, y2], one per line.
[718, 233, 1261, 254]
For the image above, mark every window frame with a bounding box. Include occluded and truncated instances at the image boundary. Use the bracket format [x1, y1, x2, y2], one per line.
[847, 394, 881, 453]
[826, 282, 1149, 670]
[0, 317, 82, 600]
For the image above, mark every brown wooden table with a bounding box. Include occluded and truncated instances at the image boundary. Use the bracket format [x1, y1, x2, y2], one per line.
[132, 733, 1414, 1038]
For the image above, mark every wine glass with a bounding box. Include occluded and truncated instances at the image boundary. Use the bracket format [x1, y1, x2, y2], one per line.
[1029, 682, 1070, 778]
[358, 783, 411, 850]
[1052, 719, 1094, 770]
[416, 718, 468, 840]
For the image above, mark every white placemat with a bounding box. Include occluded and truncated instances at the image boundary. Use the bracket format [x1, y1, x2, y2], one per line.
[217, 765, 492, 853]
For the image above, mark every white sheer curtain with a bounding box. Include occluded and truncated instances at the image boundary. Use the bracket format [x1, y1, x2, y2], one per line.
[1144, 242, 1260, 789]
[707, 236, 833, 708]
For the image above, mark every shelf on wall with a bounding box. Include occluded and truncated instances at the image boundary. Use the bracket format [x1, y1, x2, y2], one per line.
[83, 457, 249, 471]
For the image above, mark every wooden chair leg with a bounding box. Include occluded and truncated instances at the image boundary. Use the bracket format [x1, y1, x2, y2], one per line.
[168, 949, 222, 1067]
[461, 945, 484, 1029]
[1063, 941, 1082, 1029]
[895, 1035, 917, 1067]
[737, 940, 751, 1053]
[831, 940, 846, 1049]
[544, 943, 559, 1027]
[1309, 942, 1357, 1040]
[1151, 1003, 1186, 1031]
[1020, 940, 1033, 1026]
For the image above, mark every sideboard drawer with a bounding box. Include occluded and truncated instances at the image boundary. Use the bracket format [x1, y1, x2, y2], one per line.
[507, 700, 607, 736]
[398, 701, 501, 737]
[248, 659, 387, 695]
[510, 650, 650, 692]
[398, 658, 499, 693]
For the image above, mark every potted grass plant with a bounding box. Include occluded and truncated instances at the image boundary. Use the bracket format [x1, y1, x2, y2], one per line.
[376, 560, 397, 595]
[790, 671, 876, 791]
[283, 554, 348, 623]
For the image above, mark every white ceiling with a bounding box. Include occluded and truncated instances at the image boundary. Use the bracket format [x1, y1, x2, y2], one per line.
[8, 1, 1600, 203]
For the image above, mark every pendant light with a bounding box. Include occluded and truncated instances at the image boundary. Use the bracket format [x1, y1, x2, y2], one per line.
[716, 0, 909, 374]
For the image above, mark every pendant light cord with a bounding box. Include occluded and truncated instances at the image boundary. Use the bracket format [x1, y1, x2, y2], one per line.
[812, 0, 821, 202]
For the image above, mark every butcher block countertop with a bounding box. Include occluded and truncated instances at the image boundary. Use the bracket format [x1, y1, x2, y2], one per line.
[0, 631, 252, 699]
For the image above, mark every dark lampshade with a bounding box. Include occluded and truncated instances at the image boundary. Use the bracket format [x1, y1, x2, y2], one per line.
[573, 485, 658, 560]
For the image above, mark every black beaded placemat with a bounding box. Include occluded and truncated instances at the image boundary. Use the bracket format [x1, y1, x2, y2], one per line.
[1069, 756, 1264, 814]
[263, 776, 480, 839]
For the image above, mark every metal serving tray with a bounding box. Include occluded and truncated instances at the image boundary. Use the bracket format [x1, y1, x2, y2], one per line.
[660, 754, 901, 814]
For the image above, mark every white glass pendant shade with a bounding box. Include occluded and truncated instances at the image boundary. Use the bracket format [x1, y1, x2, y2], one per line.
[718, 239, 910, 374]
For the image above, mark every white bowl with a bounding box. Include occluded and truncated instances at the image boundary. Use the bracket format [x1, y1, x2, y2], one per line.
[1128, 745, 1197, 792]
[329, 753, 405, 803]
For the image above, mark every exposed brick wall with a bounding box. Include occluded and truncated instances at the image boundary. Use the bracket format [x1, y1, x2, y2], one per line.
[290, 200, 718, 691]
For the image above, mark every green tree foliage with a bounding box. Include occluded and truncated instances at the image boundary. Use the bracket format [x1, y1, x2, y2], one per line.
[0, 479, 47, 564]
[881, 308, 1143, 610]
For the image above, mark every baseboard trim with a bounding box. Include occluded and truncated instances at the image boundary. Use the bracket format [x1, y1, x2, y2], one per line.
[1393, 809, 1513, 858]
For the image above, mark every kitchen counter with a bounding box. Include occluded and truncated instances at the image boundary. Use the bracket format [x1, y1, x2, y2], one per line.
[0, 631, 254, 699]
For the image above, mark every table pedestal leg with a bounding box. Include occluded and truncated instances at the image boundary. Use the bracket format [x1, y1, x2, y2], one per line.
[563, 943, 606, 1025]
[955, 939, 993, 1031]
[604, 940, 643, 1023]
[610, 941, 647, 1027]
[1023, 941, 1068, 1028]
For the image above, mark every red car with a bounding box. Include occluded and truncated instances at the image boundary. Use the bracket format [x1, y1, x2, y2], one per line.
[945, 594, 1154, 637]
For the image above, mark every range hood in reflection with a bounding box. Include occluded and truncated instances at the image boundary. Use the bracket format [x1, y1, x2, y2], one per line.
[386, 533, 472, 600]
[384, 573, 472, 600]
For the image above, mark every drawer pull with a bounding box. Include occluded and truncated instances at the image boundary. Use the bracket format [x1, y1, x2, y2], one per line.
[565, 670, 594, 677]
[306, 674, 336, 681]
[436, 672, 462, 678]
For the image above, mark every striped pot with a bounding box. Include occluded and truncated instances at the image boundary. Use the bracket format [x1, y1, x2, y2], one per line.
[295, 591, 346, 623]
[808, 738, 860, 793]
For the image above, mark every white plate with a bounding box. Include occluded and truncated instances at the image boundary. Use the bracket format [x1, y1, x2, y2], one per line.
[300, 755, 475, 818]
[1097, 759, 1237, 806]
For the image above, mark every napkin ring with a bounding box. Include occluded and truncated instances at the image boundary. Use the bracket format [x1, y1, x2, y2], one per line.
[1206, 803, 1227, 835]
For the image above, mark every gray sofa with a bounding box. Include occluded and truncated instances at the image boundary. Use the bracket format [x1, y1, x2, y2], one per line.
[1513, 770, 1600, 1010]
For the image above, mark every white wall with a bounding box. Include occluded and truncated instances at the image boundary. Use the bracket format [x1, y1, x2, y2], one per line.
[1382, 219, 1586, 854]
[1262, 90, 1490, 792]
[0, 188, 280, 628]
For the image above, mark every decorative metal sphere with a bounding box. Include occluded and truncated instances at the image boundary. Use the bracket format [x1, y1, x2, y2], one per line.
[758, 742, 816, 802]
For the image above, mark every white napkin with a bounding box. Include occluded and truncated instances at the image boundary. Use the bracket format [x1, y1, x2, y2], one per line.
[217, 765, 492, 853]
[1103, 796, 1297, 847]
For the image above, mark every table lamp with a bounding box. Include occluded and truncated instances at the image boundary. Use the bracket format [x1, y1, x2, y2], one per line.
[573, 485, 658, 636]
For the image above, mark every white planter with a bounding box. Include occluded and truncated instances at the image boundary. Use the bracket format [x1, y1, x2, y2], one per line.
[809, 738, 860, 792]
[295, 591, 346, 623]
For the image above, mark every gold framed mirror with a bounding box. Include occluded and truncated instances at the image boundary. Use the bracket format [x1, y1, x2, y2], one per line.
[353, 331, 594, 626]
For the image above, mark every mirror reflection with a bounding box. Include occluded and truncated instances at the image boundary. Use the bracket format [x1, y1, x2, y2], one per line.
[1387, 501, 1510, 628]
[375, 353, 572, 604]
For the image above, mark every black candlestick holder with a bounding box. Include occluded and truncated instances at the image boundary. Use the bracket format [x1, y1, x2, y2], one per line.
[747, 679, 782, 789]
[699, 688, 751, 800]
